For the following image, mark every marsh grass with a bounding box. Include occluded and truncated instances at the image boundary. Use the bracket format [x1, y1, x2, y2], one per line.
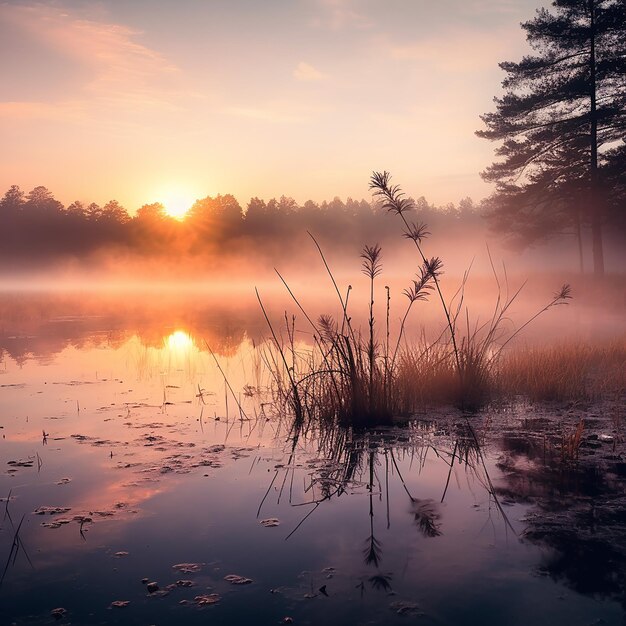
[257, 172, 594, 426]
[560, 418, 585, 463]
[256, 233, 438, 429]
[495, 340, 626, 402]
[370, 171, 572, 411]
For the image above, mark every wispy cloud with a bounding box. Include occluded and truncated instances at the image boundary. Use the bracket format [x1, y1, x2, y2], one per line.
[384, 26, 521, 72]
[311, 0, 372, 30]
[293, 62, 327, 82]
[0, 3, 189, 120]
[227, 100, 329, 124]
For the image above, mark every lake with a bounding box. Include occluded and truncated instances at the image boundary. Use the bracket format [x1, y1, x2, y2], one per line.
[1, 289, 624, 625]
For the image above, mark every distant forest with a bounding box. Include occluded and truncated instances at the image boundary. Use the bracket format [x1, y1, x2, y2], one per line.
[1, 183, 624, 273]
[0, 184, 485, 268]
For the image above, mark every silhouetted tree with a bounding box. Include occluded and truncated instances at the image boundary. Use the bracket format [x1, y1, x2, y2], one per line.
[133, 202, 183, 254]
[478, 0, 626, 275]
[100, 200, 130, 224]
[0, 185, 25, 217]
[25, 186, 63, 215]
[85, 202, 102, 221]
[604, 140, 626, 231]
[0, 181, 490, 269]
[136, 202, 169, 222]
[187, 194, 243, 251]
[65, 200, 87, 218]
[276, 195, 298, 216]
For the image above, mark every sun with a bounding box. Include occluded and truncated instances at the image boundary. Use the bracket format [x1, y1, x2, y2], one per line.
[166, 330, 194, 351]
[161, 190, 196, 220]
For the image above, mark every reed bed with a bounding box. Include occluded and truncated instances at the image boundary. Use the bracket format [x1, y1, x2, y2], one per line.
[495, 340, 626, 403]
[256, 171, 607, 428]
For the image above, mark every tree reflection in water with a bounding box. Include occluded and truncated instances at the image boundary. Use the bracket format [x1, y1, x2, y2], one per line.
[496, 418, 626, 610]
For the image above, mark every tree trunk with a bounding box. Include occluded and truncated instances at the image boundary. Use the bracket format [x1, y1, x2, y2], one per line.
[589, 0, 605, 276]
[576, 208, 584, 274]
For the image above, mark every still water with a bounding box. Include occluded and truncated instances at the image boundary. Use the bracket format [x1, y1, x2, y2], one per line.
[1, 291, 624, 625]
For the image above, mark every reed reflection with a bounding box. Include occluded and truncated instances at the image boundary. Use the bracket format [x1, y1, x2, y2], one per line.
[261, 416, 513, 598]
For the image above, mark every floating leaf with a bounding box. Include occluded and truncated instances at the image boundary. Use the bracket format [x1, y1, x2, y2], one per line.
[260, 518, 280, 527]
[50, 608, 67, 620]
[110, 600, 130, 608]
[34, 506, 71, 515]
[224, 574, 253, 585]
[172, 562, 203, 574]
[194, 594, 221, 606]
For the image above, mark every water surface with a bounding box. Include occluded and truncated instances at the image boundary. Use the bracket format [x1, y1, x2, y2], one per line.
[1, 291, 624, 625]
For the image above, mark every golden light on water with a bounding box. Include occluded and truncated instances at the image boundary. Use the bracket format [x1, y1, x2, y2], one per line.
[166, 330, 194, 351]
[162, 329, 199, 379]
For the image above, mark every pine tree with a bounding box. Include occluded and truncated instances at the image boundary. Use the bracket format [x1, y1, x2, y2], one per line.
[477, 0, 626, 275]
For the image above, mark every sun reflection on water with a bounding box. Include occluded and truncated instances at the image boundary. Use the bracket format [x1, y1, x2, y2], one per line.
[165, 329, 194, 352]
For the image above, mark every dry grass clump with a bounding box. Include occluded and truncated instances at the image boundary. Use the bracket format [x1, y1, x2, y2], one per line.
[560, 418, 585, 462]
[393, 342, 457, 410]
[495, 340, 626, 403]
[257, 237, 438, 429]
[258, 171, 580, 427]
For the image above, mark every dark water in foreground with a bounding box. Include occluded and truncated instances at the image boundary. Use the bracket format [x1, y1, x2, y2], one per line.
[1, 292, 625, 625]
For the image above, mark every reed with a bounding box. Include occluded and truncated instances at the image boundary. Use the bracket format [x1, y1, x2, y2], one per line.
[256, 233, 438, 429]
[370, 171, 572, 411]
[257, 172, 597, 425]
[495, 340, 626, 402]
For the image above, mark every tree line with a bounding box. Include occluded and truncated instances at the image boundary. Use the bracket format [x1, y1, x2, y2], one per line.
[0, 184, 483, 267]
[3, 2, 625, 274]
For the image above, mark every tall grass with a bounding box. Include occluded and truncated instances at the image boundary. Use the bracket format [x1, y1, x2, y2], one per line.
[257, 172, 581, 426]
[370, 171, 572, 411]
[257, 234, 437, 429]
[495, 340, 626, 402]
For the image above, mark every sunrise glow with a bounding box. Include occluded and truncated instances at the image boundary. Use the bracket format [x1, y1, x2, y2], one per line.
[0, 1, 534, 208]
[166, 330, 194, 352]
[161, 190, 196, 220]
[2, 1, 625, 624]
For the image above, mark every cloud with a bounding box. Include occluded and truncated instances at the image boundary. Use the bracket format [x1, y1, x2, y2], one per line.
[0, 3, 189, 120]
[312, 0, 372, 30]
[384, 26, 522, 72]
[293, 62, 327, 82]
[0, 100, 84, 121]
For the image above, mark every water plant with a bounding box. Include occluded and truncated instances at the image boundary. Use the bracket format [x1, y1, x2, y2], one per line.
[257, 171, 574, 426]
[370, 171, 572, 411]
[256, 232, 438, 429]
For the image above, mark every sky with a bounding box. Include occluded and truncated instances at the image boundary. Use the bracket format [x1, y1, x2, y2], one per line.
[0, 0, 544, 214]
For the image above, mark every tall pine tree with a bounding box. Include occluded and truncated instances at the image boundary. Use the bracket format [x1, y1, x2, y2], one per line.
[478, 0, 626, 275]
